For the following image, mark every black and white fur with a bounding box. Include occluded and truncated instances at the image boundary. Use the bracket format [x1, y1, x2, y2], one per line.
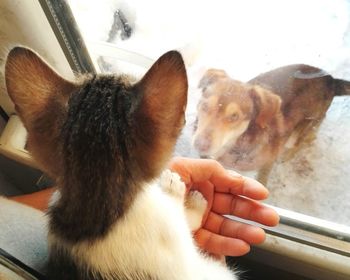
[5, 47, 238, 280]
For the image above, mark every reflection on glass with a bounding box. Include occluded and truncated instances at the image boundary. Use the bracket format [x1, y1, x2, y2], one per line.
[67, 0, 350, 227]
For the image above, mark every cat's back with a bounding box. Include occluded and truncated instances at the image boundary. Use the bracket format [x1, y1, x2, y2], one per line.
[48, 183, 199, 280]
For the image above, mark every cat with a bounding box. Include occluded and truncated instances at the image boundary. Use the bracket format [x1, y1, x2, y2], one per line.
[5, 47, 238, 280]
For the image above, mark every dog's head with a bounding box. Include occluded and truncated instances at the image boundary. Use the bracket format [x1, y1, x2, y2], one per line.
[193, 69, 282, 159]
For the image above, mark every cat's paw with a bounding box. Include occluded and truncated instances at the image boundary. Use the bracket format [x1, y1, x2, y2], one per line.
[160, 170, 186, 200]
[186, 191, 207, 214]
[185, 191, 208, 231]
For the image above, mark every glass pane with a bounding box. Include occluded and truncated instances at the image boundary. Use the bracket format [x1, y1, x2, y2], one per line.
[66, 0, 350, 230]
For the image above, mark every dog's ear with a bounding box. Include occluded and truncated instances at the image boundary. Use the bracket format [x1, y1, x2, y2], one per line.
[198, 69, 228, 90]
[134, 50, 188, 177]
[249, 86, 282, 128]
[5, 47, 76, 126]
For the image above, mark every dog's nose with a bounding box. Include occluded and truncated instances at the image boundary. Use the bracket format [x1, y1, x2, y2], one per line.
[194, 136, 211, 153]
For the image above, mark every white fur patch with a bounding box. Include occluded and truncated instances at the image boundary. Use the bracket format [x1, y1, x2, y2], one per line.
[49, 171, 237, 280]
[185, 190, 207, 231]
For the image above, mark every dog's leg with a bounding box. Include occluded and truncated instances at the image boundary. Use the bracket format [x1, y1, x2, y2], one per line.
[282, 119, 321, 162]
[257, 163, 274, 186]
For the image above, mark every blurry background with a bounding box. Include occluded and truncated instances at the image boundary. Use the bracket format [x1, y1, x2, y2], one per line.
[66, 0, 350, 225]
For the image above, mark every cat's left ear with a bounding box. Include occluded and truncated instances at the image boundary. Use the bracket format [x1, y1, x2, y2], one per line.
[136, 50, 188, 134]
[134, 51, 188, 174]
[5, 47, 76, 124]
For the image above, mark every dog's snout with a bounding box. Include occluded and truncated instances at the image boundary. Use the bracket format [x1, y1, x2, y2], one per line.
[194, 135, 211, 153]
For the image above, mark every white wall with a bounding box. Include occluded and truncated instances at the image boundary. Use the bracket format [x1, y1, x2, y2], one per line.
[0, 0, 75, 115]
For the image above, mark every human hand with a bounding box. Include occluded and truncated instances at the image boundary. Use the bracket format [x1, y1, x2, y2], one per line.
[168, 157, 279, 257]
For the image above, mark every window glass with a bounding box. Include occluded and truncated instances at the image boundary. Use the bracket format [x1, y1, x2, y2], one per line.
[67, 0, 350, 229]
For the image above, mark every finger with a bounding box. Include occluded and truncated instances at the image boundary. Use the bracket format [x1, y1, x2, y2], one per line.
[169, 157, 243, 188]
[212, 193, 279, 226]
[184, 159, 268, 200]
[168, 157, 194, 187]
[214, 174, 269, 200]
[190, 181, 215, 203]
[204, 212, 266, 244]
[169, 157, 269, 200]
[194, 228, 250, 256]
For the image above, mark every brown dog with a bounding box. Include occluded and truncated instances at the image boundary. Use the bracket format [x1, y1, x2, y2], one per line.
[193, 65, 350, 183]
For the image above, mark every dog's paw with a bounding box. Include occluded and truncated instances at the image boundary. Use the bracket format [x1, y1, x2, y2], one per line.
[160, 170, 186, 199]
[185, 191, 208, 231]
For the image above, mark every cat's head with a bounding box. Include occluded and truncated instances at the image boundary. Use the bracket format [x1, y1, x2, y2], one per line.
[5, 47, 188, 183]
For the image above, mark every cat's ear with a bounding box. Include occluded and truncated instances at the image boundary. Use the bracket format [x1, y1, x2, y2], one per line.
[5, 47, 76, 123]
[136, 50, 188, 135]
[135, 51, 188, 174]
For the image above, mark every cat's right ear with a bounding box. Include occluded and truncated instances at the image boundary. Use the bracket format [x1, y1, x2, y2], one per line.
[134, 51, 188, 175]
[5, 47, 77, 124]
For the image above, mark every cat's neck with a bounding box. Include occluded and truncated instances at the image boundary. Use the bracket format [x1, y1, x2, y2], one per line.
[47, 76, 147, 242]
[49, 170, 143, 242]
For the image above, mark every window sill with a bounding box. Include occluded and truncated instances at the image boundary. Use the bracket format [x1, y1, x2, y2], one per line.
[228, 206, 350, 280]
[246, 233, 350, 280]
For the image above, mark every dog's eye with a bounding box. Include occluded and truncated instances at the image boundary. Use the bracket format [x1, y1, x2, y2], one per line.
[228, 113, 239, 122]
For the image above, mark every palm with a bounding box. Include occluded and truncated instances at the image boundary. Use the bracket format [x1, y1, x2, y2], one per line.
[169, 157, 279, 257]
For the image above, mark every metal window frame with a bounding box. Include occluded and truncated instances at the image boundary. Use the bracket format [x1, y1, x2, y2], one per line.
[38, 0, 96, 75]
[0, 248, 45, 280]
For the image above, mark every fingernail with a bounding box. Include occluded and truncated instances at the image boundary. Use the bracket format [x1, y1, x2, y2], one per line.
[244, 177, 269, 199]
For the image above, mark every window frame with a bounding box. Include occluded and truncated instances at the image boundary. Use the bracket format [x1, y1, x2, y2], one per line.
[38, 1, 350, 277]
